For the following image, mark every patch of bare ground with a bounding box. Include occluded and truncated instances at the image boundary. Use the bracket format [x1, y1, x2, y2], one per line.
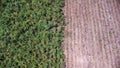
[63, 0, 120, 68]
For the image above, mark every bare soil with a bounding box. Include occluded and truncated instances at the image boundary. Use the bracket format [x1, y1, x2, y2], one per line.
[63, 0, 120, 68]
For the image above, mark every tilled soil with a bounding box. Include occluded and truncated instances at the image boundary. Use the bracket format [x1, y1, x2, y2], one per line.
[63, 0, 120, 68]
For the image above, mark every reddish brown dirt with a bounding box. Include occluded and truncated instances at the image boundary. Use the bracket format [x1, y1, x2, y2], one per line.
[63, 0, 120, 68]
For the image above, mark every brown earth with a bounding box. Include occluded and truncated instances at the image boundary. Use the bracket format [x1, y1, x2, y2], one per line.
[63, 0, 120, 68]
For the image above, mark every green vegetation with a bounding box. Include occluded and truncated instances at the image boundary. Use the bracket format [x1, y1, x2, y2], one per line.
[0, 0, 64, 68]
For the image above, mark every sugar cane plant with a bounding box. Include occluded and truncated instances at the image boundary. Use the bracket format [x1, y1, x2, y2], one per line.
[0, 0, 64, 68]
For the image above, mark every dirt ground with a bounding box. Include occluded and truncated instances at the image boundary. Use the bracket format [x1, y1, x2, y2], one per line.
[63, 0, 120, 68]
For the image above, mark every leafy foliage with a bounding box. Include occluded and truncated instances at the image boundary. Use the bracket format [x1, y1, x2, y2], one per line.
[0, 0, 64, 68]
